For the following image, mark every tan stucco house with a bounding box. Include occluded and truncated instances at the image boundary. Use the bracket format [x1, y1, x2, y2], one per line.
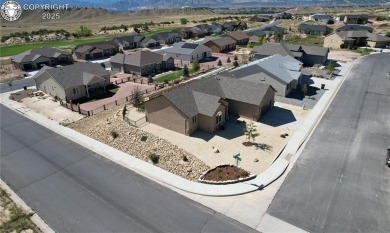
[324, 31, 390, 49]
[145, 77, 275, 135]
[33, 63, 110, 101]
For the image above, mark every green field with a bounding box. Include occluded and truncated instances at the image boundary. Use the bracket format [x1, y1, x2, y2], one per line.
[142, 27, 180, 37]
[0, 37, 112, 57]
[0, 26, 180, 57]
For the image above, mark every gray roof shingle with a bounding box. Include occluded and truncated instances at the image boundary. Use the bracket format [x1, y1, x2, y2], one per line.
[33, 63, 109, 89]
[110, 50, 166, 66]
[162, 76, 271, 118]
[12, 47, 70, 63]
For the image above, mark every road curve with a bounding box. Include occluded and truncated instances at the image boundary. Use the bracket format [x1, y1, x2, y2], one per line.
[267, 53, 390, 232]
[0, 104, 257, 233]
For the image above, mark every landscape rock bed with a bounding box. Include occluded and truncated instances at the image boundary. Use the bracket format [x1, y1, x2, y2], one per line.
[198, 164, 256, 185]
[69, 105, 210, 181]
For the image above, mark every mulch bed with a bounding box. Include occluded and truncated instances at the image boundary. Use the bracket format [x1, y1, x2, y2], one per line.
[201, 165, 250, 182]
[242, 141, 253, 147]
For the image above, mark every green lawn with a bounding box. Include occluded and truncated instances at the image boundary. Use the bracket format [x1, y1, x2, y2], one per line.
[0, 37, 113, 57]
[284, 35, 324, 46]
[0, 27, 180, 57]
[355, 47, 374, 55]
[155, 68, 196, 83]
[142, 27, 180, 37]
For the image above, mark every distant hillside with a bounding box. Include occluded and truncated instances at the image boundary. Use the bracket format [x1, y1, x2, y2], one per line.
[3, 0, 390, 10]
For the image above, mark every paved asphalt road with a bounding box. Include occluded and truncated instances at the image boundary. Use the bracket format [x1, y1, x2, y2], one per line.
[0, 78, 35, 93]
[0, 105, 257, 233]
[267, 53, 390, 232]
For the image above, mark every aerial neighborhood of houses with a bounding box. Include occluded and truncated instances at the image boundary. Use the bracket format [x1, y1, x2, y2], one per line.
[8, 12, 389, 121]
[1, 6, 390, 232]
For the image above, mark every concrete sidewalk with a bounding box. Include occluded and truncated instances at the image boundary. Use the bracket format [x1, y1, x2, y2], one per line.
[0, 61, 352, 197]
[0, 60, 354, 231]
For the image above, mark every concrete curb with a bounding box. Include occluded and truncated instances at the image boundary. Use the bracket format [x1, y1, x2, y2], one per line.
[0, 179, 55, 233]
[0, 60, 351, 196]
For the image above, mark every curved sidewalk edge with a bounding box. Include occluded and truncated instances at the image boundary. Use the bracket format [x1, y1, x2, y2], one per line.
[0, 179, 55, 233]
[1, 60, 350, 196]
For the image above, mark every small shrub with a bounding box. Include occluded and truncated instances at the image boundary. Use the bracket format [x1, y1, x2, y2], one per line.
[226, 56, 231, 63]
[140, 135, 148, 141]
[110, 130, 119, 139]
[149, 153, 159, 164]
[234, 55, 238, 60]
[240, 170, 249, 177]
[280, 134, 286, 138]
[217, 60, 222, 66]
[182, 155, 188, 162]
[216, 167, 222, 173]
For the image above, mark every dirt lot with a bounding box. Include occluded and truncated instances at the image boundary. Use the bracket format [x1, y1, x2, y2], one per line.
[0, 62, 25, 84]
[18, 93, 84, 124]
[328, 50, 361, 62]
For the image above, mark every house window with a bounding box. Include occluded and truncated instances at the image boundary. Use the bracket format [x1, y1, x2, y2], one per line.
[72, 87, 79, 94]
[216, 111, 222, 124]
[192, 115, 197, 124]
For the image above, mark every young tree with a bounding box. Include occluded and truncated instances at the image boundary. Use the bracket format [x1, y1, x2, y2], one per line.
[243, 123, 259, 143]
[217, 60, 222, 66]
[192, 59, 200, 72]
[7, 80, 13, 91]
[301, 84, 308, 97]
[226, 56, 231, 63]
[148, 75, 154, 84]
[183, 65, 189, 77]
[132, 86, 143, 106]
[142, 24, 149, 31]
[180, 18, 188, 25]
[133, 27, 140, 33]
[234, 55, 238, 61]
[326, 60, 335, 72]
[233, 60, 239, 67]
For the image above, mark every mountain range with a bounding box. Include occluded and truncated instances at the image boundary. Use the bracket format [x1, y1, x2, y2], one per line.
[4, 0, 390, 10]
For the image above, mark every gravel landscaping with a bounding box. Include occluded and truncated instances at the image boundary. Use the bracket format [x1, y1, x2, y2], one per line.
[69, 104, 210, 181]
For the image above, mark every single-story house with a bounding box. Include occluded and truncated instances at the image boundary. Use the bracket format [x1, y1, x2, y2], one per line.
[112, 34, 145, 51]
[193, 24, 212, 35]
[248, 15, 269, 22]
[173, 27, 204, 39]
[246, 30, 267, 38]
[33, 63, 110, 101]
[11, 47, 73, 71]
[324, 31, 390, 49]
[144, 76, 276, 135]
[209, 23, 224, 34]
[74, 41, 119, 60]
[157, 42, 212, 63]
[310, 14, 334, 24]
[298, 24, 333, 35]
[260, 25, 288, 35]
[252, 43, 329, 66]
[201, 36, 236, 53]
[224, 31, 250, 45]
[110, 50, 174, 76]
[218, 54, 302, 97]
[222, 21, 247, 31]
[151, 32, 182, 45]
[366, 33, 390, 48]
[336, 24, 373, 33]
[139, 37, 159, 48]
[248, 35, 261, 44]
[340, 14, 369, 24]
